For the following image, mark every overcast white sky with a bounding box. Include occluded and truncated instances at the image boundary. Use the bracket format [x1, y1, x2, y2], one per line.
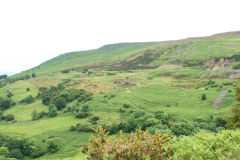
[0, 0, 240, 73]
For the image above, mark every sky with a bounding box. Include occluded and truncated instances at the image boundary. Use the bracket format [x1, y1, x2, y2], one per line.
[0, 0, 240, 74]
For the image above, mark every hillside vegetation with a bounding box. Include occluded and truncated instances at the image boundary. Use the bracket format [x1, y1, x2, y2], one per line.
[0, 31, 240, 159]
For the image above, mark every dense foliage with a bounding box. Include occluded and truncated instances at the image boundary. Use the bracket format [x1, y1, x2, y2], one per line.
[171, 130, 240, 159]
[38, 83, 93, 111]
[224, 84, 240, 128]
[0, 134, 46, 159]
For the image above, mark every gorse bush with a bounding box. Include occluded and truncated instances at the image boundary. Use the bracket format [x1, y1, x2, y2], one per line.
[87, 127, 172, 160]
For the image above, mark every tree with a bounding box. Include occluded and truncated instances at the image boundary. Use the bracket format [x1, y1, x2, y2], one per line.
[47, 138, 60, 153]
[48, 104, 57, 117]
[54, 97, 66, 110]
[42, 96, 50, 105]
[224, 85, 240, 128]
[32, 73, 36, 78]
[201, 93, 206, 100]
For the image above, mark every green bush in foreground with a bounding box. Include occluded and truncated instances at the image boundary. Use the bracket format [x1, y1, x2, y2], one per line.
[171, 129, 240, 160]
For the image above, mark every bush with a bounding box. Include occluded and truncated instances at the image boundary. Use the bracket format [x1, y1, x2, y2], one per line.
[38, 111, 46, 118]
[0, 99, 11, 110]
[170, 121, 194, 136]
[47, 138, 60, 153]
[201, 93, 206, 100]
[32, 73, 36, 78]
[25, 74, 30, 80]
[70, 125, 77, 131]
[0, 111, 4, 120]
[76, 112, 88, 119]
[48, 104, 57, 117]
[8, 149, 24, 160]
[0, 147, 9, 157]
[26, 88, 30, 91]
[5, 114, 14, 121]
[119, 108, 125, 113]
[57, 83, 65, 90]
[31, 110, 39, 120]
[54, 97, 66, 110]
[91, 116, 99, 121]
[171, 130, 240, 159]
[233, 63, 240, 69]
[123, 104, 131, 108]
[7, 92, 13, 98]
[61, 69, 70, 73]
[155, 110, 168, 124]
[76, 123, 94, 132]
[60, 91, 70, 98]
[30, 145, 46, 158]
[23, 95, 34, 104]
[82, 105, 89, 112]
[66, 105, 73, 112]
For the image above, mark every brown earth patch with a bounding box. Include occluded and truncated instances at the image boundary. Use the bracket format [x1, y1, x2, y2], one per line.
[171, 83, 195, 89]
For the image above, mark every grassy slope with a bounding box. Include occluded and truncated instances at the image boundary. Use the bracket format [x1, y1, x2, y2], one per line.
[17, 42, 162, 76]
[1, 32, 240, 159]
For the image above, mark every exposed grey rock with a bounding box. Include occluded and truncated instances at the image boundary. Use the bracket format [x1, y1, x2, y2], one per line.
[213, 90, 227, 108]
[228, 73, 240, 79]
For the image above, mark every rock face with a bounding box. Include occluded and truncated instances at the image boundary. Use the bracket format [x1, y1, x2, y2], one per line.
[213, 90, 228, 108]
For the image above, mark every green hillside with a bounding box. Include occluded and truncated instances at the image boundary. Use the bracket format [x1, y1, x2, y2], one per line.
[0, 31, 240, 159]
